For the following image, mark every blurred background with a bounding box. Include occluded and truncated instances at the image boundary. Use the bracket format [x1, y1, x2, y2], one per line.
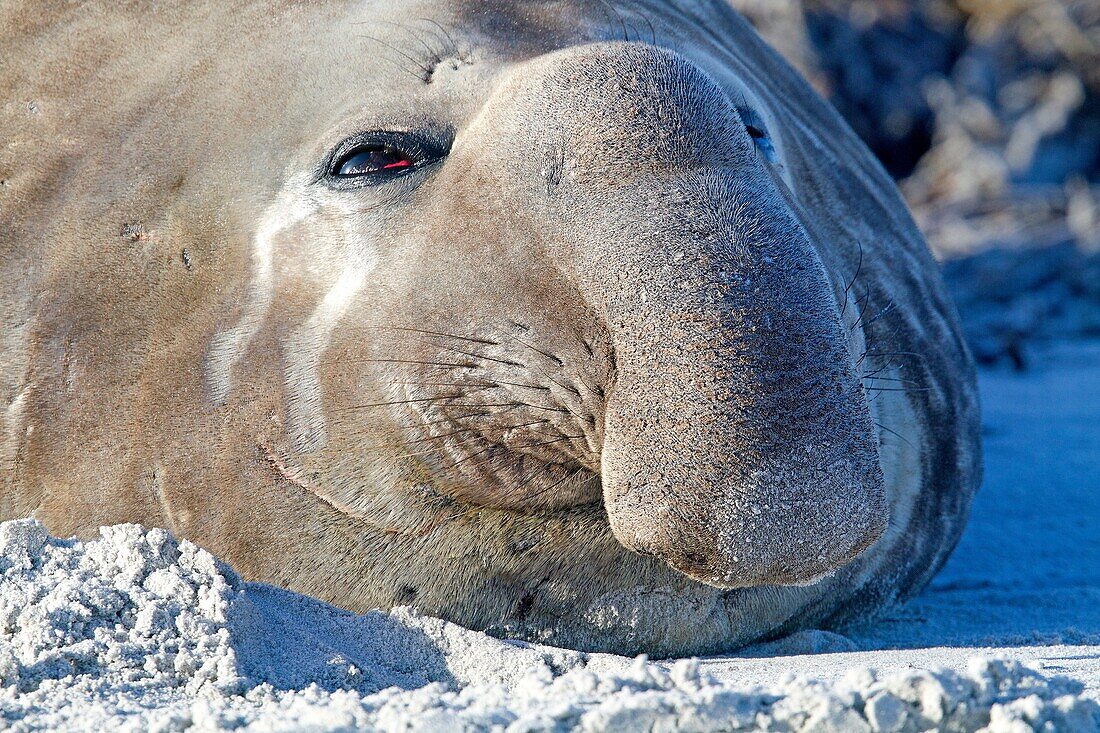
[733, 0, 1100, 369]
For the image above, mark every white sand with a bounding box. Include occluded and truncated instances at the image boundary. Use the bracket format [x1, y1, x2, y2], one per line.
[2, 341, 1098, 732]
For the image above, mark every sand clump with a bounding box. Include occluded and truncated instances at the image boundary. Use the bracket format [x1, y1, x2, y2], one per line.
[1, 518, 1097, 731]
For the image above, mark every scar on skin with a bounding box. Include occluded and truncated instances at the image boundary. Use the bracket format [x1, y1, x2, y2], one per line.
[149, 469, 182, 537]
[119, 222, 149, 241]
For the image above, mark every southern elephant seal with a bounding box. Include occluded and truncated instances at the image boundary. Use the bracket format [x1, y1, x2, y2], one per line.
[0, 0, 981, 656]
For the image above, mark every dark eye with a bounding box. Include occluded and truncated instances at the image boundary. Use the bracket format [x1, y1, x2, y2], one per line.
[737, 109, 777, 162]
[322, 130, 450, 189]
[333, 145, 414, 177]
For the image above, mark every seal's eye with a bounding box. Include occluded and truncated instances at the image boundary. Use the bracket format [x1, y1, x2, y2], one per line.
[747, 124, 775, 160]
[334, 145, 414, 177]
[737, 108, 777, 163]
[323, 131, 449, 189]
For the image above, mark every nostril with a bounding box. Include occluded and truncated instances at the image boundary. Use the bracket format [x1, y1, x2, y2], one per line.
[677, 550, 714, 577]
[622, 529, 722, 578]
[622, 533, 670, 561]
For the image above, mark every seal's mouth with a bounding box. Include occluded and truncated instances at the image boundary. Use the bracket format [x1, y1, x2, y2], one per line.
[263, 295, 885, 591]
[259, 439, 461, 537]
[384, 392, 606, 513]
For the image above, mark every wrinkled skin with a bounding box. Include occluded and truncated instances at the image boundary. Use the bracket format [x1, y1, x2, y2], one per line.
[0, 0, 981, 656]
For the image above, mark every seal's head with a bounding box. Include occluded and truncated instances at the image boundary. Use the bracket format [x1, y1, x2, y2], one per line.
[206, 19, 887, 590]
[4, 0, 979, 656]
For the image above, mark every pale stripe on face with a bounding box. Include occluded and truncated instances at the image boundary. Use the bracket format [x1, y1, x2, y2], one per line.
[205, 177, 316, 405]
[283, 263, 373, 453]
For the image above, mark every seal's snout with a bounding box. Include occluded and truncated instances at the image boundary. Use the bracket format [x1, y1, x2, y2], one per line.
[451, 41, 891, 588]
[503, 45, 890, 588]
[591, 184, 892, 588]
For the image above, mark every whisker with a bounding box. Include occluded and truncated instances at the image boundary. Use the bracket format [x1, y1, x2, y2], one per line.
[339, 393, 465, 412]
[385, 381, 499, 389]
[337, 413, 490, 443]
[429, 417, 573, 473]
[492, 379, 552, 392]
[841, 240, 864, 318]
[524, 467, 586, 501]
[335, 411, 489, 432]
[387, 433, 490, 461]
[522, 358, 587, 403]
[595, 0, 630, 41]
[576, 375, 603, 399]
[865, 386, 933, 393]
[373, 19, 437, 59]
[862, 301, 897, 329]
[354, 51, 425, 83]
[517, 403, 572, 414]
[639, 9, 657, 45]
[510, 335, 564, 366]
[574, 331, 596, 359]
[445, 443, 501, 469]
[375, 426, 480, 450]
[443, 398, 572, 414]
[506, 336, 586, 399]
[375, 326, 498, 346]
[357, 33, 432, 79]
[862, 360, 912, 378]
[362, 358, 480, 370]
[385, 416, 559, 462]
[511, 436, 577, 452]
[441, 346, 523, 368]
[502, 419, 553, 432]
[852, 290, 874, 331]
[420, 17, 458, 53]
[863, 351, 925, 358]
[862, 375, 923, 386]
[875, 421, 916, 449]
[546, 373, 582, 397]
[856, 351, 924, 368]
[395, 411, 490, 429]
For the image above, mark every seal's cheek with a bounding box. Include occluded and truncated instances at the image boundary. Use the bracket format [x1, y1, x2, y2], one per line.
[206, 177, 387, 452]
